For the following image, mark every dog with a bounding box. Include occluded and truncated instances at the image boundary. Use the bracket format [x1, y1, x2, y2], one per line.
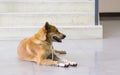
[17, 22, 77, 67]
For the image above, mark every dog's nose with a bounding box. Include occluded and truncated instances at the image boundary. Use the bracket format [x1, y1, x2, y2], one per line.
[62, 35, 66, 39]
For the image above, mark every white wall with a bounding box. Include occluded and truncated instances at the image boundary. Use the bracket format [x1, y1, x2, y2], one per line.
[99, 0, 120, 12]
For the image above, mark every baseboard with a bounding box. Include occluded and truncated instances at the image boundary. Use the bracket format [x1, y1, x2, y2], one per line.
[100, 13, 120, 17]
[0, 25, 102, 40]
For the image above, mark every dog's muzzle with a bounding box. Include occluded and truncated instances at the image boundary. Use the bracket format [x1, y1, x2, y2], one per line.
[61, 35, 66, 39]
[53, 35, 66, 42]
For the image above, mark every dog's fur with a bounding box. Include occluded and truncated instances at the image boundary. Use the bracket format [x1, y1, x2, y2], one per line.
[17, 22, 77, 67]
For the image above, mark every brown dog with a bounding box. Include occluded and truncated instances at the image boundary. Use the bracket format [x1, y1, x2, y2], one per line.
[17, 22, 77, 67]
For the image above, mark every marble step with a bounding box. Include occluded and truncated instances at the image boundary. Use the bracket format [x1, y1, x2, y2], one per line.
[0, 12, 95, 26]
[0, 2, 94, 12]
[0, 25, 102, 40]
[0, 0, 95, 2]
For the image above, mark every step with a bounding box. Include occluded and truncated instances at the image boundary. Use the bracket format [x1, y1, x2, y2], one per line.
[0, 0, 95, 2]
[0, 25, 102, 40]
[0, 2, 94, 12]
[0, 12, 95, 26]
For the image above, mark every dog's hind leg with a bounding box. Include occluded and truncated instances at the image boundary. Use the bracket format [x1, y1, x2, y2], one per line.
[46, 54, 69, 67]
[34, 55, 69, 67]
[36, 59, 69, 67]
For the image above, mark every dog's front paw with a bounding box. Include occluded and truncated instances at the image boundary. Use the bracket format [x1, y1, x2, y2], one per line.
[59, 50, 67, 54]
[69, 62, 77, 67]
[58, 63, 69, 68]
[55, 50, 67, 54]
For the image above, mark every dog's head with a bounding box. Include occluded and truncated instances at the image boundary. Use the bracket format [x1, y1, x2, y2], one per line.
[37, 22, 66, 43]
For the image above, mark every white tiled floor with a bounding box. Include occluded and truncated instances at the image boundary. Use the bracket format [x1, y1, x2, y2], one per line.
[96, 17, 120, 75]
[0, 17, 120, 75]
[0, 39, 102, 75]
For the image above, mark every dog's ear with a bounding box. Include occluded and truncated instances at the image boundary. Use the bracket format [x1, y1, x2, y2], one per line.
[35, 22, 50, 41]
[45, 22, 50, 32]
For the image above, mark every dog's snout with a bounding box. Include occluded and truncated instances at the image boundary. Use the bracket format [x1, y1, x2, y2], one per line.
[62, 35, 66, 39]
